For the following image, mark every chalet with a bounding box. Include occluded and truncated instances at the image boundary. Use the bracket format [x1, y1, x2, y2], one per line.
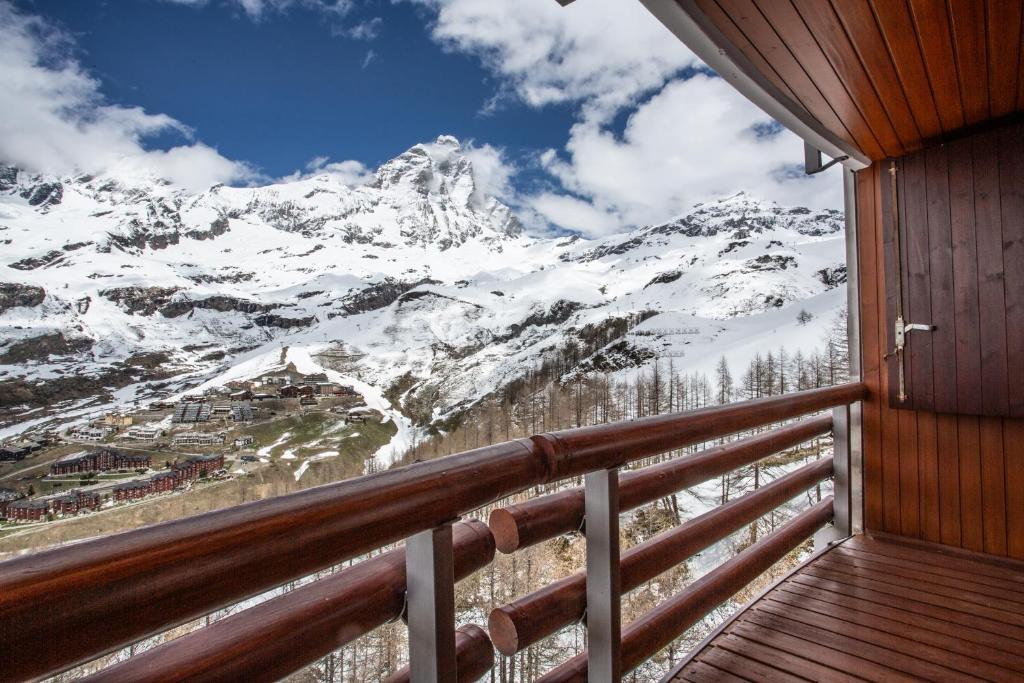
[171, 432, 225, 447]
[299, 396, 318, 407]
[172, 402, 212, 424]
[279, 384, 314, 399]
[334, 384, 357, 396]
[313, 382, 339, 397]
[50, 449, 151, 476]
[263, 370, 303, 386]
[233, 435, 255, 448]
[229, 389, 254, 402]
[251, 393, 275, 402]
[125, 425, 162, 441]
[302, 372, 329, 386]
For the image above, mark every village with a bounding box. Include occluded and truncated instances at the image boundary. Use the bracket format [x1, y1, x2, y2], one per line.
[0, 367, 380, 528]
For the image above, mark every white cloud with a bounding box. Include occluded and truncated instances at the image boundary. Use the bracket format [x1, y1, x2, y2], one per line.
[0, 2, 254, 191]
[361, 49, 377, 69]
[160, 0, 353, 21]
[409, 0, 843, 237]
[533, 75, 842, 235]
[462, 143, 514, 205]
[406, 0, 696, 122]
[279, 155, 374, 186]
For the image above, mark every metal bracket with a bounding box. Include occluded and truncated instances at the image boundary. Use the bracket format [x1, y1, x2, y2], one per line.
[893, 315, 935, 351]
[804, 142, 848, 175]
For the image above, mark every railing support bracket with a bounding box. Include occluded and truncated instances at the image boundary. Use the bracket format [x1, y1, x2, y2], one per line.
[406, 522, 457, 683]
[585, 467, 622, 681]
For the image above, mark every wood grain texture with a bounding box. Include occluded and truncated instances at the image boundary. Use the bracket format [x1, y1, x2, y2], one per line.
[684, 0, 1022, 160]
[857, 145, 1024, 560]
[669, 535, 1024, 682]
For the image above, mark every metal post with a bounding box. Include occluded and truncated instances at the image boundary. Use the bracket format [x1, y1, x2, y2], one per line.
[585, 467, 621, 681]
[831, 405, 852, 539]
[406, 523, 457, 683]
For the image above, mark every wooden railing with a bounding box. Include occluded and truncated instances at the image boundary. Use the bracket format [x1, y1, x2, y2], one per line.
[0, 382, 865, 682]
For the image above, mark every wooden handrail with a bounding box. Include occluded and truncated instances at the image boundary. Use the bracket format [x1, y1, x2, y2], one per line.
[385, 625, 495, 683]
[489, 415, 833, 553]
[82, 521, 495, 683]
[0, 381, 864, 681]
[532, 383, 864, 480]
[535, 497, 835, 681]
[488, 456, 833, 655]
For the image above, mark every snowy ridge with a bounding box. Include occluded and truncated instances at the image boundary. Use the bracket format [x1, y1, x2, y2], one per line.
[0, 137, 847, 445]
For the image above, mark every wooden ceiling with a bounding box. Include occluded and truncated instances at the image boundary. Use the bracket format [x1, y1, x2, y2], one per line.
[687, 0, 1024, 161]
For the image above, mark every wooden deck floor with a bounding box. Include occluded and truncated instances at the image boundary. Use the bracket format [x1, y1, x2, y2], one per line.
[667, 534, 1024, 682]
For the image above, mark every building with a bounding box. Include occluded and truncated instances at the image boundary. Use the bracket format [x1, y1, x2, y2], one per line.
[280, 384, 314, 399]
[0, 489, 24, 519]
[101, 413, 133, 428]
[50, 448, 151, 476]
[171, 432, 225, 447]
[299, 396, 318, 407]
[0, 440, 41, 461]
[229, 389, 254, 402]
[173, 453, 225, 480]
[314, 382, 339, 397]
[125, 425, 163, 441]
[70, 425, 114, 442]
[302, 372, 329, 385]
[231, 402, 255, 422]
[8, 489, 101, 523]
[233, 435, 255, 449]
[172, 402, 212, 424]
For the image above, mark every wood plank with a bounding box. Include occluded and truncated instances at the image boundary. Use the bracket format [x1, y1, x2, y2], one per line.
[727, 622, 904, 682]
[789, 0, 906, 155]
[903, 149, 931, 411]
[775, 582, 1024, 669]
[878, 162, 902, 533]
[972, 129, 1010, 416]
[948, 136, 982, 414]
[934, 414, 962, 546]
[1005, 419, 1024, 561]
[915, 411, 940, 542]
[714, 632, 865, 683]
[998, 124, 1024, 416]
[986, 0, 1023, 118]
[708, 0, 863, 151]
[800, 563, 1024, 628]
[849, 534, 1024, 583]
[834, 545, 1024, 592]
[693, 0, 800, 104]
[748, 0, 887, 158]
[958, 416, 984, 551]
[925, 143, 956, 414]
[867, 0, 943, 138]
[947, 0, 990, 125]
[906, 0, 965, 132]
[754, 599, 1008, 681]
[674, 659, 749, 683]
[814, 552, 1024, 605]
[979, 417, 1007, 556]
[828, 0, 922, 148]
[857, 166, 884, 532]
[698, 645, 805, 683]
[789, 571, 1024, 645]
[742, 609, 967, 682]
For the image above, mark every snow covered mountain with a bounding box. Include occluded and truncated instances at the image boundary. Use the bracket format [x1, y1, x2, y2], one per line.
[0, 135, 847, 441]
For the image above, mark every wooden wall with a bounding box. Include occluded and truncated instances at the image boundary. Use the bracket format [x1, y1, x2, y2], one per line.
[857, 162, 1024, 560]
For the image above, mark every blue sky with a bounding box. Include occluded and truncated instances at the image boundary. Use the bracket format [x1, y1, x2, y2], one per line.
[21, 0, 575, 179]
[0, 0, 842, 236]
